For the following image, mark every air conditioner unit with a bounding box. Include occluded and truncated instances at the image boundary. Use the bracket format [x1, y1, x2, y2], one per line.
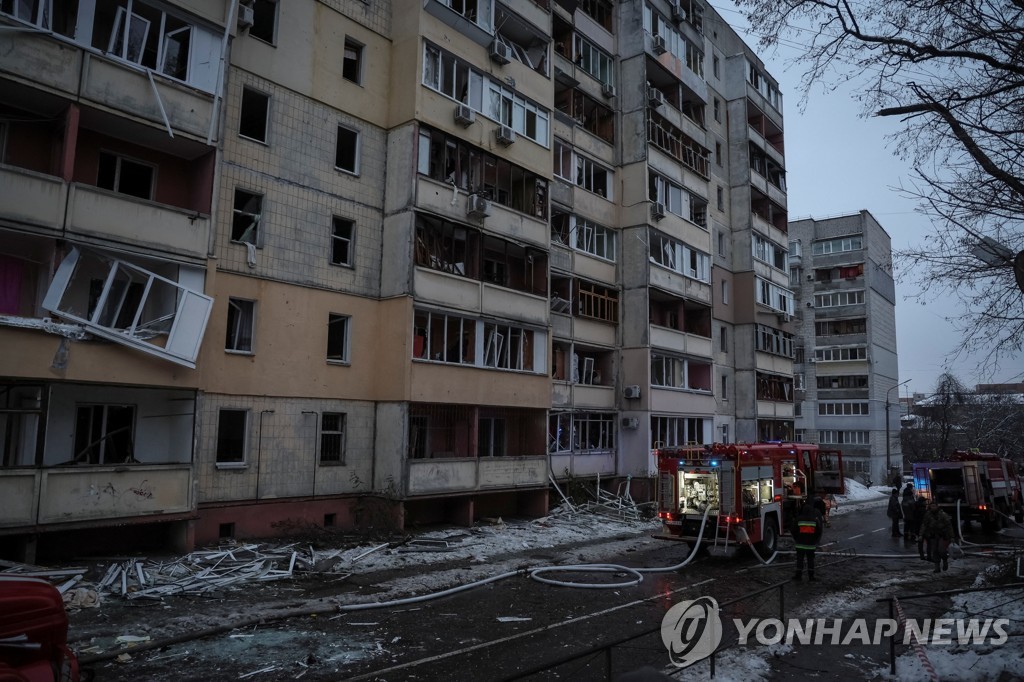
[670, 1, 685, 22]
[779, 313, 792, 323]
[454, 104, 476, 127]
[466, 194, 491, 219]
[652, 34, 667, 55]
[602, 83, 616, 99]
[647, 87, 665, 108]
[621, 417, 640, 430]
[623, 385, 642, 399]
[489, 41, 512, 65]
[495, 125, 516, 146]
[806, 301, 814, 308]
[237, 4, 254, 29]
[651, 202, 666, 220]
[806, 273, 814, 281]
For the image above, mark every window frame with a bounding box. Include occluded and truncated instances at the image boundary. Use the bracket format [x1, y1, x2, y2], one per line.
[250, 0, 278, 45]
[327, 313, 351, 364]
[73, 403, 136, 465]
[225, 297, 256, 354]
[320, 412, 346, 464]
[216, 408, 248, 465]
[335, 125, 361, 175]
[239, 87, 271, 143]
[343, 37, 364, 84]
[231, 188, 264, 246]
[330, 216, 354, 267]
[97, 150, 156, 201]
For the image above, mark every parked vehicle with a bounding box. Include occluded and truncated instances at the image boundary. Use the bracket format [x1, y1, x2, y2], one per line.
[912, 450, 1024, 531]
[0, 576, 80, 682]
[654, 442, 844, 554]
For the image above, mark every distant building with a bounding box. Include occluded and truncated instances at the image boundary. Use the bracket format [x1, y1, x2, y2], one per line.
[788, 211, 901, 483]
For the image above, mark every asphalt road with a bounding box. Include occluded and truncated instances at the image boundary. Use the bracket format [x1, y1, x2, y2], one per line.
[79, 497, 1016, 681]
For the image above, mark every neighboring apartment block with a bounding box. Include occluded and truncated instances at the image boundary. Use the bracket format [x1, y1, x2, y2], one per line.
[0, 0, 802, 559]
[788, 211, 901, 484]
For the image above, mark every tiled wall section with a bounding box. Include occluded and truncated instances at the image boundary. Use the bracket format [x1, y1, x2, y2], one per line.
[197, 393, 376, 503]
[216, 70, 385, 297]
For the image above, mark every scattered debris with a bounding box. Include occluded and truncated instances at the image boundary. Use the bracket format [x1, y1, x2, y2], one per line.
[496, 616, 532, 623]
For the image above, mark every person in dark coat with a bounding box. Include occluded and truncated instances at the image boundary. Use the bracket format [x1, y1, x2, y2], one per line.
[901, 484, 917, 540]
[913, 497, 929, 559]
[791, 500, 824, 581]
[887, 489, 903, 537]
[920, 501, 954, 573]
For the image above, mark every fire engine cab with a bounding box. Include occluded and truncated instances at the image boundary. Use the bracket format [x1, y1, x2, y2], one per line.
[655, 442, 845, 554]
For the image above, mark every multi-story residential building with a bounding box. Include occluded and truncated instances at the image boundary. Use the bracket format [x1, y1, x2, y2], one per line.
[0, 0, 796, 559]
[788, 211, 901, 484]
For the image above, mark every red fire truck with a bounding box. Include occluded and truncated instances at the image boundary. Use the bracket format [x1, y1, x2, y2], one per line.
[655, 442, 845, 553]
[912, 450, 1024, 530]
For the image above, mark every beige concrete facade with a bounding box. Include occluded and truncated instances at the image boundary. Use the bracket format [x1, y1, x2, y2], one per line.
[0, 0, 801, 558]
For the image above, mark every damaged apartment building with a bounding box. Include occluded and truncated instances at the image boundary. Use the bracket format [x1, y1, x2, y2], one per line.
[0, 0, 795, 559]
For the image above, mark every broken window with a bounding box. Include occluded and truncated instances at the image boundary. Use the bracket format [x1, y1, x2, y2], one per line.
[320, 413, 345, 464]
[225, 298, 255, 353]
[418, 126, 548, 219]
[239, 88, 270, 143]
[250, 0, 277, 44]
[97, 151, 154, 201]
[327, 313, 349, 363]
[651, 416, 710, 448]
[73, 404, 135, 464]
[216, 409, 247, 463]
[343, 38, 363, 84]
[2, 0, 218, 90]
[232, 189, 263, 245]
[331, 217, 354, 266]
[335, 125, 359, 174]
[42, 248, 213, 368]
[547, 411, 615, 454]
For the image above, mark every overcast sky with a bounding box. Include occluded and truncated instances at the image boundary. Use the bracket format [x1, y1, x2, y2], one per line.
[715, 1, 1024, 397]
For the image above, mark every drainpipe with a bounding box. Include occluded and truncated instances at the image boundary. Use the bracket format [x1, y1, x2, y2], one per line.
[206, 0, 239, 259]
[255, 409, 273, 499]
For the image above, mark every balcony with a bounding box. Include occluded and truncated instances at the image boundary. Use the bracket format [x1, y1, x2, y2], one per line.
[0, 165, 68, 232]
[406, 456, 547, 495]
[67, 184, 210, 260]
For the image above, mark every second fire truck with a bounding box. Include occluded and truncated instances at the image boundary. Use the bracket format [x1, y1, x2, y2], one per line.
[655, 442, 845, 554]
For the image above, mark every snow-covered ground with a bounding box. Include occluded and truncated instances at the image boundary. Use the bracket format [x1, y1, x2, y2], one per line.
[681, 478, 1024, 681]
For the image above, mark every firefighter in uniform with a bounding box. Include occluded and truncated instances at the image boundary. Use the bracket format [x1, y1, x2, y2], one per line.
[791, 499, 824, 581]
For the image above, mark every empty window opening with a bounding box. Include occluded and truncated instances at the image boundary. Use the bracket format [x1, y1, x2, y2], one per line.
[250, 0, 277, 44]
[219, 522, 236, 539]
[239, 88, 270, 142]
[335, 126, 359, 173]
[97, 151, 154, 200]
[327, 313, 350, 362]
[323, 513, 337, 527]
[225, 298, 255, 353]
[73, 404, 135, 464]
[216, 409, 247, 463]
[232, 189, 263, 245]
[320, 412, 345, 463]
[331, 217, 354, 266]
[343, 38, 363, 83]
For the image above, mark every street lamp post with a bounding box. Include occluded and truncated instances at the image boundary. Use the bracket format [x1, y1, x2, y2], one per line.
[885, 379, 911, 478]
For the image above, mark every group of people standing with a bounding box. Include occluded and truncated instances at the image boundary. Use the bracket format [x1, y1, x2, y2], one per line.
[888, 483, 954, 573]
